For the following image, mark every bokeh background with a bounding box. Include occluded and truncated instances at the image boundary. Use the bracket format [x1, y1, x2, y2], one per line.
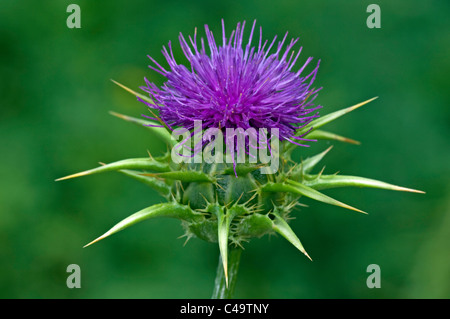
[0, 0, 449, 298]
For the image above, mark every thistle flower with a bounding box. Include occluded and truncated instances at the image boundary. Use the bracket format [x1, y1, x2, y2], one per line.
[140, 20, 321, 149]
[57, 20, 424, 299]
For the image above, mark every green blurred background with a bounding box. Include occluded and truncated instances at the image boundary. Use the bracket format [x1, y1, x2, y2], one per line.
[1, 0, 449, 298]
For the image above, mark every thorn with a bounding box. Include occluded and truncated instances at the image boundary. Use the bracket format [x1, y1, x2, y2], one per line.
[270, 199, 277, 210]
[288, 200, 304, 209]
[343, 204, 367, 214]
[55, 170, 91, 182]
[341, 137, 361, 145]
[318, 166, 326, 178]
[346, 96, 378, 113]
[109, 110, 129, 120]
[177, 233, 188, 240]
[286, 163, 297, 176]
[323, 145, 334, 155]
[302, 88, 315, 105]
[234, 192, 245, 206]
[224, 262, 229, 288]
[232, 239, 245, 250]
[252, 208, 265, 213]
[393, 186, 425, 194]
[304, 250, 313, 262]
[111, 79, 141, 97]
[199, 193, 210, 206]
[214, 181, 225, 192]
[223, 200, 233, 209]
[179, 233, 193, 246]
[285, 215, 296, 222]
[243, 192, 258, 206]
[83, 232, 109, 248]
[178, 232, 193, 246]
[111, 79, 171, 132]
[183, 236, 192, 246]
[248, 203, 264, 212]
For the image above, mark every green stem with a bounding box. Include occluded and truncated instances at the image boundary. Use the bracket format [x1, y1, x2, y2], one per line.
[211, 247, 242, 299]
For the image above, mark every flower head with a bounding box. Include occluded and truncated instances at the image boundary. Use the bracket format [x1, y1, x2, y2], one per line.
[140, 20, 322, 148]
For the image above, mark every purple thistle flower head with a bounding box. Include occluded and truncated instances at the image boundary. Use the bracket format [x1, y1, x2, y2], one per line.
[140, 20, 322, 149]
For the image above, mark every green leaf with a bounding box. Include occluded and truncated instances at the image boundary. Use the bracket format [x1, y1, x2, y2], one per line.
[261, 181, 366, 214]
[56, 157, 170, 181]
[109, 111, 176, 146]
[144, 170, 215, 183]
[271, 212, 311, 260]
[305, 129, 360, 145]
[84, 202, 203, 247]
[303, 174, 425, 193]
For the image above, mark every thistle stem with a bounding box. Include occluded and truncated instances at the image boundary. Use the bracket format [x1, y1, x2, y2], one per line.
[211, 247, 242, 299]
